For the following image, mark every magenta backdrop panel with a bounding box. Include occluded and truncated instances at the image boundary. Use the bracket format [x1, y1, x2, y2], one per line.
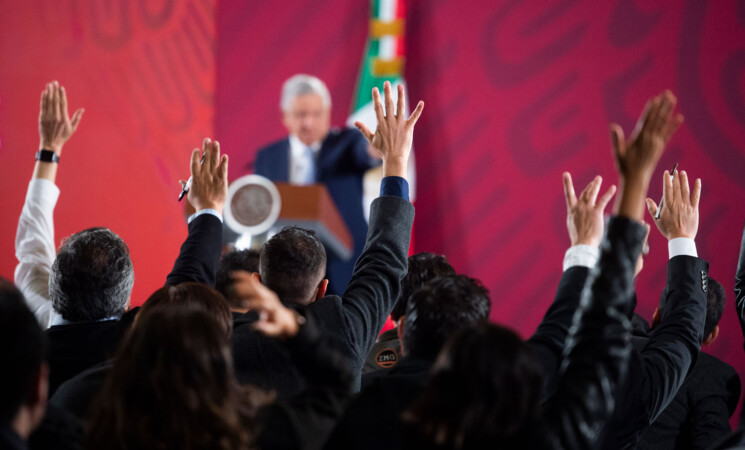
[216, 0, 745, 421]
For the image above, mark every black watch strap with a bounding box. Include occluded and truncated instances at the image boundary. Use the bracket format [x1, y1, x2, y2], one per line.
[36, 149, 59, 163]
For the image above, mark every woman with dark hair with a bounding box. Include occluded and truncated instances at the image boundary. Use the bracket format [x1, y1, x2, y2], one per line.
[86, 274, 352, 450]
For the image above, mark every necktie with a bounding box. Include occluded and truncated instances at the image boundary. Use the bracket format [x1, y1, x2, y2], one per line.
[304, 146, 316, 184]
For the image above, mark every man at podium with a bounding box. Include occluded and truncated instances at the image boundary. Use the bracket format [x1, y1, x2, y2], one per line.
[251, 74, 379, 295]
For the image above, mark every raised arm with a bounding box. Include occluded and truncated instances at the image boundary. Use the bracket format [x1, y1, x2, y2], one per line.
[15, 81, 84, 327]
[735, 221, 745, 352]
[165, 138, 227, 286]
[544, 91, 682, 449]
[528, 173, 615, 398]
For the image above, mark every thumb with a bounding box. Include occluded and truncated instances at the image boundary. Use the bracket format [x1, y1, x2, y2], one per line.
[646, 198, 659, 218]
[71, 108, 84, 130]
[609, 124, 625, 159]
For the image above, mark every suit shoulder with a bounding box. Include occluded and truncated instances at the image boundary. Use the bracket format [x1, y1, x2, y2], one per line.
[256, 137, 289, 156]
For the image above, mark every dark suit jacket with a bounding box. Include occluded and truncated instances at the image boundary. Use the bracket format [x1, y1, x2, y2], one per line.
[601, 255, 710, 450]
[252, 128, 376, 295]
[232, 195, 415, 396]
[45, 214, 223, 396]
[636, 348, 740, 450]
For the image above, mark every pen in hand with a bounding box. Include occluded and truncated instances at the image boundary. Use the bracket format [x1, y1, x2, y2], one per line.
[178, 152, 207, 201]
[654, 162, 678, 220]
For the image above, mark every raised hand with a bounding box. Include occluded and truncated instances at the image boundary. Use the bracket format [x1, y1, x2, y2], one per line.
[230, 271, 303, 340]
[563, 173, 617, 247]
[646, 170, 701, 240]
[180, 138, 228, 214]
[38, 81, 84, 155]
[354, 81, 424, 178]
[610, 91, 683, 221]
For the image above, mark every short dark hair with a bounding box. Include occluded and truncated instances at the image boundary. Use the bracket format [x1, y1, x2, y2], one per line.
[140, 283, 233, 339]
[50, 227, 134, 321]
[403, 275, 491, 360]
[659, 277, 725, 338]
[259, 226, 326, 305]
[215, 249, 260, 309]
[402, 322, 543, 447]
[0, 278, 45, 424]
[391, 252, 456, 321]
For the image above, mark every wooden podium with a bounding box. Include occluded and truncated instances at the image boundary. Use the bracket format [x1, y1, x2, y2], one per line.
[273, 183, 353, 261]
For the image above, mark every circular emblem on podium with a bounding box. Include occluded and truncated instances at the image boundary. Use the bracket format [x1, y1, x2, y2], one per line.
[224, 175, 281, 235]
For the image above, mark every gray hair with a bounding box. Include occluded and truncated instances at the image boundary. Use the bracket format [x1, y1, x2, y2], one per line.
[50, 227, 134, 322]
[280, 74, 331, 112]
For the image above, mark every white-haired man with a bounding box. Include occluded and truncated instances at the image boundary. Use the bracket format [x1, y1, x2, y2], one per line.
[251, 74, 379, 295]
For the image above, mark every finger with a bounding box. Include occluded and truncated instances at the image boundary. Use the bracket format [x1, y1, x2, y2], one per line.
[654, 91, 674, 135]
[596, 184, 617, 210]
[354, 121, 375, 142]
[643, 96, 662, 136]
[663, 170, 673, 207]
[60, 86, 70, 119]
[396, 84, 405, 120]
[190, 148, 201, 177]
[383, 81, 395, 119]
[646, 198, 659, 218]
[211, 139, 220, 172]
[691, 178, 701, 209]
[71, 109, 84, 131]
[51, 83, 60, 120]
[40, 89, 47, 118]
[679, 170, 690, 203]
[586, 176, 603, 205]
[609, 124, 625, 160]
[562, 172, 577, 208]
[663, 113, 684, 144]
[201, 137, 212, 171]
[220, 154, 229, 180]
[372, 87, 385, 126]
[642, 223, 651, 255]
[671, 170, 682, 205]
[631, 99, 653, 138]
[179, 179, 187, 188]
[45, 83, 54, 117]
[406, 101, 424, 127]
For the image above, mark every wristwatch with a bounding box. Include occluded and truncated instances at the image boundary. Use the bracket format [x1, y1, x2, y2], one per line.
[36, 149, 59, 163]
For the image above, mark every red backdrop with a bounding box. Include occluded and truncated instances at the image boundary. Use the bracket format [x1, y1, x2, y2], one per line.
[1, 0, 744, 424]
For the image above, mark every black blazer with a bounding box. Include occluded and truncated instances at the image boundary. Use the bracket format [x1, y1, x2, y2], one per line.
[232, 195, 415, 396]
[44, 214, 223, 396]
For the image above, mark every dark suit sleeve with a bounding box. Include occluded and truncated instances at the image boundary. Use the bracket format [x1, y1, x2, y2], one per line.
[688, 365, 741, 450]
[338, 196, 414, 361]
[165, 214, 223, 286]
[735, 221, 745, 352]
[543, 217, 645, 450]
[527, 265, 590, 398]
[638, 255, 708, 423]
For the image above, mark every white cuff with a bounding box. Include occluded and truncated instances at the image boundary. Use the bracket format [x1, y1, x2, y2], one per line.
[187, 208, 223, 224]
[668, 237, 697, 259]
[27, 178, 60, 207]
[563, 245, 599, 271]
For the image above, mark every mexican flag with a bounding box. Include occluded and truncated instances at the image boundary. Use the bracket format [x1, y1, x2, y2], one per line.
[347, 0, 416, 219]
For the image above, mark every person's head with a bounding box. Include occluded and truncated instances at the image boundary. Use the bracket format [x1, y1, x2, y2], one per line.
[0, 279, 48, 439]
[50, 227, 134, 322]
[653, 277, 725, 345]
[402, 322, 543, 448]
[139, 283, 233, 339]
[88, 305, 271, 450]
[280, 74, 331, 146]
[216, 249, 261, 311]
[259, 226, 327, 306]
[390, 252, 456, 323]
[400, 275, 491, 361]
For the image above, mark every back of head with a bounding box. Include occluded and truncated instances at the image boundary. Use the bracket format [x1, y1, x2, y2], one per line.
[391, 252, 456, 322]
[216, 249, 260, 309]
[88, 305, 265, 450]
[0, 278, 46, 425]
[280, 74, 331, 112]
[50, 227, 134, 322]
[140, 283, 233, 338]
[402, 322, 543, 449]
[259, 226, 326, 305]
[403, 275, 491, 361]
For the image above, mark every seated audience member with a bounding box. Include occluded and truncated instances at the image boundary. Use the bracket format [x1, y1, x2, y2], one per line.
[50, 282, 233, 421]
[230, 82, 422, 396]
[362, 252, 455, 374]
[636, 278, 740, 449]
[394, 90, 676, 450]
[325, 275, 490, 449]
[215, 249, 260, 317]
[0, 279, 48, 450]
[87, 276, 352, 450]
[14, 81, 228, 395]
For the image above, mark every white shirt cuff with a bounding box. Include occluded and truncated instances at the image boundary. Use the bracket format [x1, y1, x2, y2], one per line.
[187, 208, 223, 224]
[27, 178, 60, 207]
[563, 245, 599, 272]
[668, 237, 697, 259]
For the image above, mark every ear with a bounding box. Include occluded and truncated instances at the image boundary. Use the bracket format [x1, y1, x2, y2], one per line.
[397, 316, 406, 356]
[316, 279, 328, 299]
[651, 307, 661, 328]
[703, 325, 720, 346]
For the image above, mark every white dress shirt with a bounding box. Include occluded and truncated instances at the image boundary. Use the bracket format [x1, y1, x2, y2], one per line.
[563, 237, 698, 271]
[288, 134, 321, 185]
